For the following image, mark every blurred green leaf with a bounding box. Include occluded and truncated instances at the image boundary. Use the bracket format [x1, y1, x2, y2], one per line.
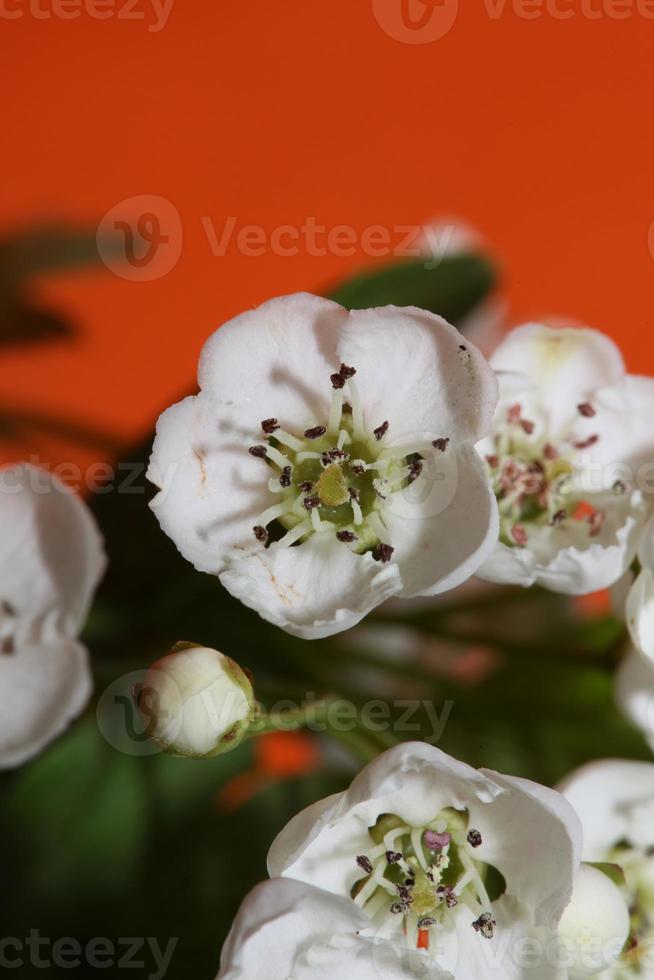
[0, 224, 112, 348]
[326, 253, 497, 322]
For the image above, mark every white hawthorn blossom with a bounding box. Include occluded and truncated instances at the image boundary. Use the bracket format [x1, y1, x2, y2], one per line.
[560, 759, 654, 978]
[0, 463, 105, 768]
[266, 741, 589, 977]
[476, 324, 654, 594]
[615, 648, 654, 754]
[217, 877, 452, 979]
[148, 293, 499, 639]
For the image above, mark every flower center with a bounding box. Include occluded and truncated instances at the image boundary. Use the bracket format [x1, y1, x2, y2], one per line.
[352, 809, 501, 954]
[0, 599, 17, 655]
[248, 364, 437, 561]
[486, 401, 625, 547]
[609, 839, 654, 976]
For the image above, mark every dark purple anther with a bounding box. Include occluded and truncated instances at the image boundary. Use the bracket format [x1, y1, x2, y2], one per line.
[261, 418, 279, 434]
[304, 426, 327, 440]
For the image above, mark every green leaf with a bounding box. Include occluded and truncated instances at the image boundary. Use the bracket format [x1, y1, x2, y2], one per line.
[586, 862, 627, 888]
[326, 253, 497, 324]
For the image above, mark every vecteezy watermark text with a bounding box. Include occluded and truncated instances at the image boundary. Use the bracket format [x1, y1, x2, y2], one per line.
[0, 0, 174, 30]
[0, 932, 177, 978]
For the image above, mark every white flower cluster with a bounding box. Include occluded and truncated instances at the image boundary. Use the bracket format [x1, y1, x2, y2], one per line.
[5, 290, 654, 979]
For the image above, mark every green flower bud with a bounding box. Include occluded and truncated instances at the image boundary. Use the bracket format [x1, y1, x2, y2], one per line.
[140, 642, 257, 759]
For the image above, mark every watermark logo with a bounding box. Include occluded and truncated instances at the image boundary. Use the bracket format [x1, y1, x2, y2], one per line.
[372, 0, 459, 43]
[97, 195, 182, 281]
[0, 0, 175, 30]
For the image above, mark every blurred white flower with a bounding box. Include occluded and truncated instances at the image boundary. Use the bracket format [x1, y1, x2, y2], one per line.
[557, 865, 630, 978]
[559, 759, 654, 978]
[217, 877, 452, 979]
[0, 464, 105, 769]
[267, 741, 583, 977]
[476, 324, 654, 594]
[615, 648, 654, 754]
[140, 643, 256, 758]
[148, 293, 499, 639]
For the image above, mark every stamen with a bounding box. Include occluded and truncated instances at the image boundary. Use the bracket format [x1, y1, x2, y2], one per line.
[356, 855, 373, 875]
[253, 525, 268, 544]
[543, 443, 558, 460]
[424, 830, 451, 850]
[511, 524, 528, 546]
[279, 466, 292, 488]
[386, 851, 403, 864]
[350, 459, 366, 476]
[328, 388, 344, 434]
[273, 429, 305, 452]
[520, 419, 535, 435]
[588, 510, 606, 537]
[303, 496, 320, 511]
[573, 434, 599, 450]
[305, 425, 327, 440]
[374, 420, 389, 441]
[467, 830, 483, 848]
[432, 438, 450, 452]
[551, 509, 567, 525]
[347, 379, 365, 437]
[437, 886, 458, 909]
[408, 459, 423, 483]
[257, 502, 292, 526]
[336, 531, 358, 543]
[578, 402, 596, 418]
[372, 543, 394, 563]
[266, 445, 292, 469]
[299, 481, 314, 493]
[472, 913, 496, 939]
[276, 520, 312, 548]
[261, 418, 279, 434]
[249, 445, 267, 459]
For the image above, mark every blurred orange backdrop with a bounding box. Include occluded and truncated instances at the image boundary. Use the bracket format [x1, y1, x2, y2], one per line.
[2, 0, 654, 463]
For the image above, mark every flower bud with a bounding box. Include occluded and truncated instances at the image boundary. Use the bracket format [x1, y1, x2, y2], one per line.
[140, 643, 256, 758]
[557, 863, 630, 977]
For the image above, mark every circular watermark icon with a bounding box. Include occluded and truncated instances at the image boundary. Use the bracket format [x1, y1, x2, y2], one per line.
[372, 0, 459, 43]
[96, 669, 168, 756]
[97, 194, 182, 281]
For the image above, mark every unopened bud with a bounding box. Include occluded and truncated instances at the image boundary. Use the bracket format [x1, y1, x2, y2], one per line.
[140, 643, 256, 759]
[557, 863, 630, 977]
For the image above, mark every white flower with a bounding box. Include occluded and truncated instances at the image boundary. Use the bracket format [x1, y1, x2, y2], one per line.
[140, 643, 256, 758]
[625, 515, 654, 661]
[0, 464, 105, 768]
[476, 324, 654, 594]
[267, 741, 583, 977]
[217, 877, 452, 979]
[615, 648, 654, 754]
[148, 293, 499, 639]
[557, 865, 630, 978]
[559, 759, 654, 978]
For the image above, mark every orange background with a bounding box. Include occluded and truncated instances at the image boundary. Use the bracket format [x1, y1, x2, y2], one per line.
[2, 0, 654, 463]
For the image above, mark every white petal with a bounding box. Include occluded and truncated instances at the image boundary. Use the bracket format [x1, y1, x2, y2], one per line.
[435, 895, 563, 979]
[198, 293, 348, 433]
[478, 493, 646, 595]
[383, 443, 499, 597]
[490, 324, 625, 433]
[476, 540, 539, 588]
[558, 758, 654, 859]
[148, 395, 271, 574]
[217, 877, 450, 980]
[0, 463, 105, 643]
[338, 306, 498, 444]
[269, 742, 581, 928]
[219, 534, 402, 640]
[627, 566, 654, 662]
[615, 648, 654, 753]
[583, 374, 654, 478]
[479, 769, 583, 927]
[0, 639, 92, 769]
